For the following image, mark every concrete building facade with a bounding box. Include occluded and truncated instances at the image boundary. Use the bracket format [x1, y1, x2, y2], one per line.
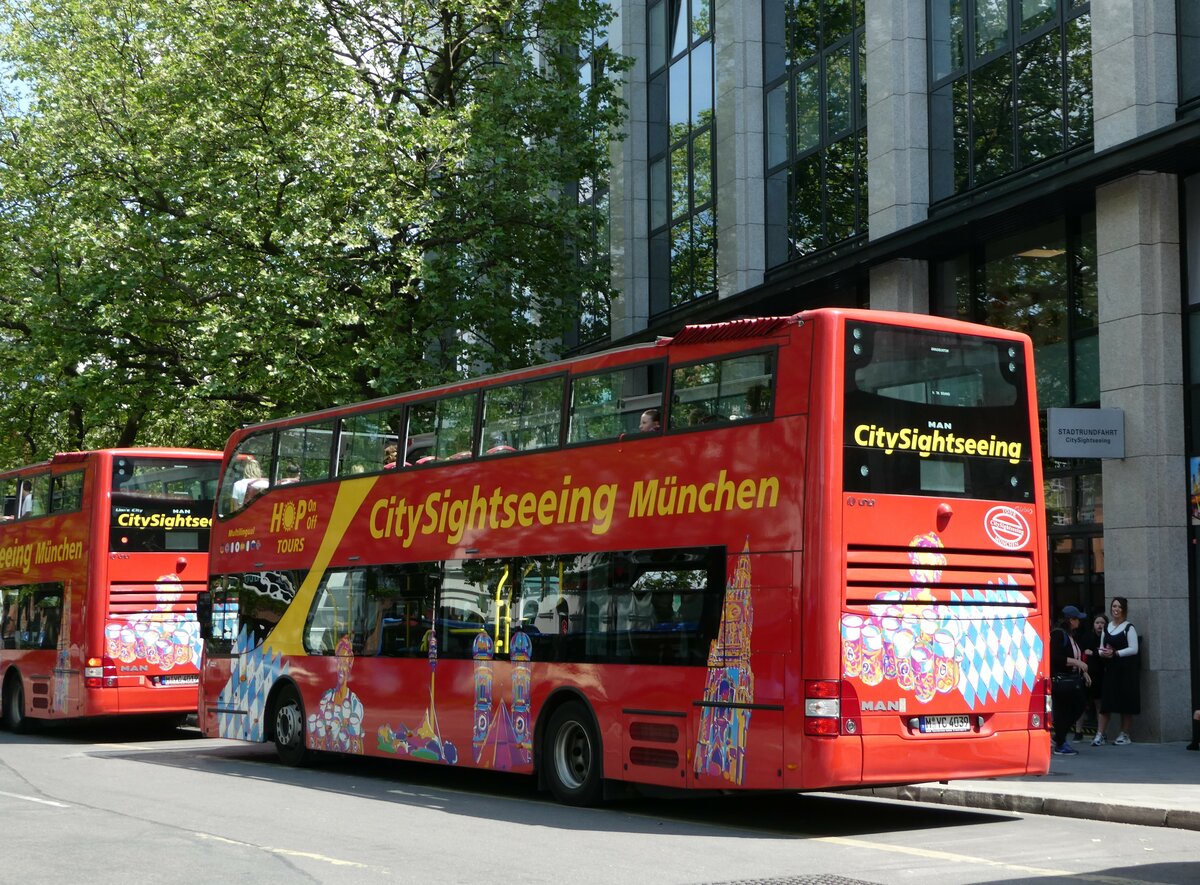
[584, 0, 1200, 740]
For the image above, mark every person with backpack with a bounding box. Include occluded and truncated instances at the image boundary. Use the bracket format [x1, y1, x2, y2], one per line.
[1050, 605, 1091, 756]
[1093, 596, 1140, 746]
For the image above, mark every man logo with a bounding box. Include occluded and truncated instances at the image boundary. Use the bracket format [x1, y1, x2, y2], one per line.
[861, 699, 907, 713]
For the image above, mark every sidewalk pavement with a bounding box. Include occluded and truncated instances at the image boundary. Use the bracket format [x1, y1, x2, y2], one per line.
[858, 738, 1200, 831]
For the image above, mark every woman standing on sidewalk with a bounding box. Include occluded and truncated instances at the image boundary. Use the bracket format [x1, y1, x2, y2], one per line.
[1050, 605, 1090, 755]
[1093, 596, 1140, 746]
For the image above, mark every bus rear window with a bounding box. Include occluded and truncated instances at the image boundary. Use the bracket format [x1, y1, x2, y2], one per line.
[843, 323, 1034, 502]
[110, 457, 219, 552]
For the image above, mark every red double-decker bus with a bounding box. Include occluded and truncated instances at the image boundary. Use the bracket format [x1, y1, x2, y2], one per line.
[1, 448, 222, 731]
[198, 308, 1050, 804]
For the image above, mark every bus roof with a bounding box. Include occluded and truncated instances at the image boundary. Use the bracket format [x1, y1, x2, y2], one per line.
[0, 447, 223, 479]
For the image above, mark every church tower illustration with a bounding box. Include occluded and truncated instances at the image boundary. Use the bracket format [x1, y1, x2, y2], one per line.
[694, 541, 755, 785]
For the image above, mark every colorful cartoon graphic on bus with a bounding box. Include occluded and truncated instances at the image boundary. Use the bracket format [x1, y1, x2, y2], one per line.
[103, 573, 202, 673]
[841, 532, 1044, 708]
[216, 626, 289, 742]
[378, 627, 459, 764]
[695, 541, 755, 785]
[468, 628, 534, 770]
[308, 634, 365, 753]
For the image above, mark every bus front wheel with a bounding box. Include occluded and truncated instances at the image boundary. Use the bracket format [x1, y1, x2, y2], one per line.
[272, 685, 310, 766]
[2, 674, 29, 734]
[542, 701, 602, 806]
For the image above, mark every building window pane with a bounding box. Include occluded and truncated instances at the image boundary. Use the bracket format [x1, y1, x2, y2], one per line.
[1184, 0, 1200, 102]
[1065, 13, 1093, 147]
[691, 39, 713, 124]
[669, 57, 690, 134]
[671, 142, 690, 219]
[1072, 333, 1098, 404]
[767, 82, 789, 168]
[691, 0, 711, 41]
[976, 0, 1011, 57]
[693, 129, 713, 206]
[650, 158, 668, 230]
[932, 0, 967, 81]
[649, 0, 667, 72]
[1021, 0, 1056, 32]
[670, 223, 694, 307]
[972, 53, 1015, 185]
[789, 153, 823, 256]
[826, 42, 853, 138]
[1017, 29, 1063, 166]
[795, 63, 820, 153]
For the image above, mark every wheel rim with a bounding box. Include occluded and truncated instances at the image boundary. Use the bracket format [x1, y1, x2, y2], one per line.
[552, 719, 591, 790]
[276, 700, 302, 749]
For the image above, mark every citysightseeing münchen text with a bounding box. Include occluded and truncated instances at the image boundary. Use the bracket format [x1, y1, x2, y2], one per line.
[0, 537, 84, 574]
[368, 470, 780, 548]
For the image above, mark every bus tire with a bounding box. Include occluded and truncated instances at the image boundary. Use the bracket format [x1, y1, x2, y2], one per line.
[2, 673, 30, 734]
[542, 700, 602, 806]
[271, 684, 310, 766]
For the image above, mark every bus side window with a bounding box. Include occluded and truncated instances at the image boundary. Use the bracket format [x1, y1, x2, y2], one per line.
[568, 364, 665, 443]
[669, 351, 776, 429]
[218, 432, 276, 518]
[278, 421, 334, 485]
[480, 376, 564, 456]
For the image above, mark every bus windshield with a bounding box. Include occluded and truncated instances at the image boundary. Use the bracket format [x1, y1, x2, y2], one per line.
[110, 456, 220, 553]
[842, 322, 1035, 501]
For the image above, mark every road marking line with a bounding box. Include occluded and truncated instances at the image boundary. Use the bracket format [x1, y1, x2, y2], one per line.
[195, 832, 370, 869]
[815, 836, 1176, 885]
[0, 790, 71, 808]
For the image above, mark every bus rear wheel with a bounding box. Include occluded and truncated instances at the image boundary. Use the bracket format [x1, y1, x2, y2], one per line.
[542, 701, 602, 806]
[2, 674, 30, 734]
[272, 685, 310, 766]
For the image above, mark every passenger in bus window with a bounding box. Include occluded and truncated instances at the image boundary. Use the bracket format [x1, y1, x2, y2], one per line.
[17, 480, 33, 518]
[279, 460, 302, 484]
[231, 459, 268, 509]
[383, 445, 398, 469]
[638, 409, 661, 433]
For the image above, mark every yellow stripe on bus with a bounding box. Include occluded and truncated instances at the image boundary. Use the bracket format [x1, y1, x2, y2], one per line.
[262, 476, 380, 657]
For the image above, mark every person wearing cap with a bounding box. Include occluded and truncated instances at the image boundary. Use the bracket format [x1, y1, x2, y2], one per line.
[1050, 604, 1091, 756]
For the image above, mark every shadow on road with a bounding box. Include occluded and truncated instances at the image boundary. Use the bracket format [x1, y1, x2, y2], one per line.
[18, 727, 1024, 841]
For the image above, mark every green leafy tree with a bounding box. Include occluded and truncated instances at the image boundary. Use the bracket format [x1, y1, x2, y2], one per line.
[0, 0, 624, 464]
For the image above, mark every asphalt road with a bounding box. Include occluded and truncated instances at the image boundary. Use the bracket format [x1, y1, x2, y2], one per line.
[1, 722, 1199, 884]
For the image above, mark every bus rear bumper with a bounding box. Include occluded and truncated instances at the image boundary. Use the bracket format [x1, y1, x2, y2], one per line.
[790, 730, 1047, 790]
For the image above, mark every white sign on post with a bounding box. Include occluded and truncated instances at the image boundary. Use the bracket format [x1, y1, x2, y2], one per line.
[1046, 408, 1124, 459]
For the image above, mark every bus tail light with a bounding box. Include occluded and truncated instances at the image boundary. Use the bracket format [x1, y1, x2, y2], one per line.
[85, 656, 118, 689]
[804, 680, 841, 736]
[1030, 675, 1051, 731]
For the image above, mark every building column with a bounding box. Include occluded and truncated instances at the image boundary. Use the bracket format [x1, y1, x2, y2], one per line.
[864, 0, 929, 313]
[1093, 0, 1187, 741]
[1092, 0, 1178, 151]
[714, 0, 765, 299]
[1096, 172, 1189, 741]
[608, 3, 650, 339]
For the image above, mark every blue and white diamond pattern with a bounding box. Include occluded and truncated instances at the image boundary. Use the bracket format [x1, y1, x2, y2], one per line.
[953, 579, 1044, 710]
[216, 627, 289, 741]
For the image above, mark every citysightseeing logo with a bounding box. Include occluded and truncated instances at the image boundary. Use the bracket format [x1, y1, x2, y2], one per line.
[852, 423, 1024, 464]
[984, 506, 1030, 550]
[368, 470, 781, 549]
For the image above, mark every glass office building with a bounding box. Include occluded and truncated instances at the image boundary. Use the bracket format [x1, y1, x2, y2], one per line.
[578, 0, 1200, 741]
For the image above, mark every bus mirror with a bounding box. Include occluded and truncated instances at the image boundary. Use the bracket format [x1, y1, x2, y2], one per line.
[197, 591, 213, 641]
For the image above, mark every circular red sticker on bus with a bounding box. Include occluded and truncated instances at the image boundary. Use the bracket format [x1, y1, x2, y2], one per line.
[984, 506, 1030, 549]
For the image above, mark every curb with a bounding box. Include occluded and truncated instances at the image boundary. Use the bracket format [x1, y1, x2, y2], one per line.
[857, 785, 1200, 832]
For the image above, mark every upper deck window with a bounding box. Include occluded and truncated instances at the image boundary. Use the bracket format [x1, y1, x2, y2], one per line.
[480, 376, 565, 456]
[568, 364, 665, 443]
[407, 392, 478, 463]
[218, 432, 276, 518]
[337, 406, 404, 475]
[278, 422, 334, 484]
[669, 351, 775, 429]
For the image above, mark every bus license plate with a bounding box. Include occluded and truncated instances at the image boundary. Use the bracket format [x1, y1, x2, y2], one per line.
[919, 715, 971, 734]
